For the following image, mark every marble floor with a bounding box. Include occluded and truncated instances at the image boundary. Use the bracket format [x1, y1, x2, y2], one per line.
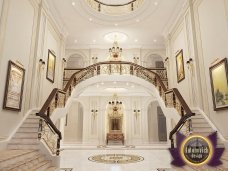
[60, 147, 172, 171]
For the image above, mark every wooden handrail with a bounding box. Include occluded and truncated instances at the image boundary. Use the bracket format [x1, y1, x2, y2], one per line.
[37, 60, 194, 149]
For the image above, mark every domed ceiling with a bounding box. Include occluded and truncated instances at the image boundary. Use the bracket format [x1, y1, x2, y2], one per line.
[46, 0, 187, 49]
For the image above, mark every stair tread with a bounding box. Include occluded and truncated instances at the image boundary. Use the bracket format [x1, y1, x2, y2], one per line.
[0, 149, 37, 162]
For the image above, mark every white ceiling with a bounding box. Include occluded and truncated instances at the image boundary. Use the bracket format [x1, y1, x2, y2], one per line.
[47, 0, 187, 49]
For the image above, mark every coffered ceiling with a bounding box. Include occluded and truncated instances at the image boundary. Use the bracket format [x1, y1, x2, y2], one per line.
[46, 0, 187, 49]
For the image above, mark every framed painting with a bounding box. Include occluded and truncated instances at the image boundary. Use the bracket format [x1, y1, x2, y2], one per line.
[3, 60, 25, 111]
[46, 50, 56, 83]
[209, 58, 228, 111]
[176, 50, 185, 83]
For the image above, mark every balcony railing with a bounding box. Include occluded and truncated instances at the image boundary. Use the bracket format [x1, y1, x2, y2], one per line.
[85, 0, 144, 16]
[37, 61, 194, 153]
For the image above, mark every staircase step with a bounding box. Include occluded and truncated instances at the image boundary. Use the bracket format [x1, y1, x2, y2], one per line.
[8, 144, 39, 150]
[24, 118, 39, 124]
[31, 160, 51, 171]
[14, 132, 38, 139]
[0, 150, 38, 169]
[18, 127, 38, 133]
[27, 114, 40, 119]
[193, 127, 214, 132]
[21, 122, 39, 128]
[192, 122, 210, 128]
[2, 153, 42, 171]
[46, 166, 58, 171]
[191, 118, 208, 123]
[10, 138, 39, 144]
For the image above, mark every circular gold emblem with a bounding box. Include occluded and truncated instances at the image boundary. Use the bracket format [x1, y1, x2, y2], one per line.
[181, 135, 213, 166]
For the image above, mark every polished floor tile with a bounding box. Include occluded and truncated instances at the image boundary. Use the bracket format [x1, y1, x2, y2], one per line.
[60, 148, 172, 171]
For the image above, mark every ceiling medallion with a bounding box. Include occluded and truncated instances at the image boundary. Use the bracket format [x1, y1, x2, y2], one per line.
[85, 0, 144, 16]
[104, 32, 128, 43]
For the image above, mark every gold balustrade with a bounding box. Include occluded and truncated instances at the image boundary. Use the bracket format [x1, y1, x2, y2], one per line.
[37, 61, 194, 153]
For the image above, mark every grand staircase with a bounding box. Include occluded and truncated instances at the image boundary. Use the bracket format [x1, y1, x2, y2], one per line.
[0, 114, 57, 171]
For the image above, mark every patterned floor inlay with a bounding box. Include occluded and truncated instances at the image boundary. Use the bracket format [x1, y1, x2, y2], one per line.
[88, 154, 144, 164]
[60, 168, 73, 171]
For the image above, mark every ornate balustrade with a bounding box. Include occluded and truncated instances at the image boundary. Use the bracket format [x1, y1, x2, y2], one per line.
[37, 61, 194, 153]
[85, 0, 144, 16]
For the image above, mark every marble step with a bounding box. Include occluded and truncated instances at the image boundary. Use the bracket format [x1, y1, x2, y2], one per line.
[30, 160, 51, 171]
[0, 150, 39, 169]
[191, 118, 207, 123]
[17, 127, 39, 133]
[46, 166, 58, 171]
[14, 132, 38, 139]
[2, 153, 43, 171]
[10, 138, 39, 144]
[21, 122, 39, 128]
[8, 143, 39, 150]
[23, 118, 40, 124]
[27, 114, 40, 119]
[192, 122, 210, 128]
[192, 127, 214, 132]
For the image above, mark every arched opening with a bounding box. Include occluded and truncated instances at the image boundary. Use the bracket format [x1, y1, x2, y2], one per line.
[145, 54, 164, 68]
[64, 101, 83, 143]
[67, 54, 85, 68]
[147, 101, 167, 143]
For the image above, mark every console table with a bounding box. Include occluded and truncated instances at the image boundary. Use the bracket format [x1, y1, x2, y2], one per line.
[106, 133, 124, 145]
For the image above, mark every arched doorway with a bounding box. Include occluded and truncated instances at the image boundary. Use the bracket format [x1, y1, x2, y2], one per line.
[147, 101, 167, 143]
[105, 94, 125, 145]
[145, 54, 164, 68]
[67, 54, 85, 68]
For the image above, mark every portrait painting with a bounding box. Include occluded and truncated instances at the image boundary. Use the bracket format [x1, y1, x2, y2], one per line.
[209, 58, 228, 111]
[3, 60, 25, 111]
[46, 50, 56, 83]
[176, 50, 185, 83]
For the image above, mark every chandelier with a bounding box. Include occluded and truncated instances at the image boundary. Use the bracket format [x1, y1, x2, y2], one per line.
[109, 41, 122, 59]
[108, 94, 123, 117]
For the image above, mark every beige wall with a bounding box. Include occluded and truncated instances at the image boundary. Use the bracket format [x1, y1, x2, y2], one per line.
[194, 0, 228, 136]
[0, 0, 36, 137]
[0, 0, 65, 138]
[166, 0, 228, 137]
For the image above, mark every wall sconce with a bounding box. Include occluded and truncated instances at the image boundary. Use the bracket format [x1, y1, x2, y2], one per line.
[62, 58, 67, 67]
[92, 57, 98, 64]
[133, 109, 140, 120]
[133, 57, 139, 64]
[186, 58, 193, 70]
[39, 59, 45, 69]
[91, 109, 98, 120]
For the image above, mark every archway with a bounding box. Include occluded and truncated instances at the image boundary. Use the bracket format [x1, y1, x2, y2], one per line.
[147, 101, 167, 143]
[145, 54, 164, 68]
[67, 54, 85, 68]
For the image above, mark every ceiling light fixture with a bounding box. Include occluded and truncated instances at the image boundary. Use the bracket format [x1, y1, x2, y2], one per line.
[136, 19, 140, 22]
[134, 39, 138, 42]
[109, 41, 122, 59]
[93, 39, 96, 43]
[104, 32, 128, 43]
[153, 39, 157, 42]
[74, 40, 78, 43]
[154, 2, 158, 6]
[72, 2, 76, 6]
[89, 18, 93, 21]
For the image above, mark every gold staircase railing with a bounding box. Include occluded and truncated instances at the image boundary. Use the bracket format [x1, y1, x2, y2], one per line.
[36, 61, 194, 154]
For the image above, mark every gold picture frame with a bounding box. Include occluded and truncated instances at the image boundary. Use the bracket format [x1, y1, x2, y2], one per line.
[209, 58, 228, 111]
[46, 50, 56, 83]
[176, 50, 185, 83]
[3, 60, 25, 111]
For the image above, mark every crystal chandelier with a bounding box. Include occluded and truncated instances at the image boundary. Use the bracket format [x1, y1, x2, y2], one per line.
[109, 41, 122, 59]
